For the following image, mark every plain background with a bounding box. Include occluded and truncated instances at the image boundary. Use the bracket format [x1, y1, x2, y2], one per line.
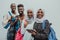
[0, 0, 60, 40]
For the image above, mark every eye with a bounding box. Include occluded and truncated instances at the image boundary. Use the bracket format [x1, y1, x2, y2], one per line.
[41, 11, 43, 13]
[28, 12, 32, 13]
[37, 11, 43, 13]
[37, 11, 40, 13]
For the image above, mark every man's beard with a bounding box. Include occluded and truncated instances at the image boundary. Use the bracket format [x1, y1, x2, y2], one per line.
[19, 11, 23, 15]
[19, 11, 24, 17]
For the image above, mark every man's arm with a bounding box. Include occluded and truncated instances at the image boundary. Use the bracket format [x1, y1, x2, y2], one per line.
[2, 14, 11, 25]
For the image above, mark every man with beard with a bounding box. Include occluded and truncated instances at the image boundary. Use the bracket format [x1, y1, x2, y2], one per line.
[3, 3, 19, 40]
[17, 4, 25, 23]
[15, 4, 28, 40]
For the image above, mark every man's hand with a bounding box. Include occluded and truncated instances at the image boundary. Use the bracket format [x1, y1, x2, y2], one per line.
[8, 16, 12, 22]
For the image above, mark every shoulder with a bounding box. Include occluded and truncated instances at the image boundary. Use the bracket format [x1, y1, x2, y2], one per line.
[44, 19, 49, 23]
[24, 19, 28, 28]
[24, 17, 27, 20]
[24, 19, 28, 24]
[3, 11, 11, 18]
[44, 19, 52, 25]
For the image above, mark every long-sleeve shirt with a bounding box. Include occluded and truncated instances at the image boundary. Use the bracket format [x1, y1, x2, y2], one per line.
[2, 11, 18, 26]
[32, 20, 50, 40]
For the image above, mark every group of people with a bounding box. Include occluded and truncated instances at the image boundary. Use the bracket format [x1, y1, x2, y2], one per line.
[3, 3, 57, 40]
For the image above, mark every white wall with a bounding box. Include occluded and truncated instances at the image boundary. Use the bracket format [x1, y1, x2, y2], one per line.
[0, 0, 60, 40]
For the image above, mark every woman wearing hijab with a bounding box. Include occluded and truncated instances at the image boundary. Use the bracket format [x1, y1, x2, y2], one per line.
[23, 9, 57, 40]
[31, 9, 50, 40]
[31, 9, 57, 40]
[23, 9, 34, 40]
[26, 9, 34, 24]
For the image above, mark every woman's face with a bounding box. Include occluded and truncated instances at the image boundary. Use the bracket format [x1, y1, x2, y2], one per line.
[27, 10, 33, 18]
[37, 9, 44, 19]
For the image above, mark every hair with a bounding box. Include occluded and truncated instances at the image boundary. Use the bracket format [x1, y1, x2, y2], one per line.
[17, 4, 24, 7]
[10, 3, 16, 7]
[39, 9, 42, 10]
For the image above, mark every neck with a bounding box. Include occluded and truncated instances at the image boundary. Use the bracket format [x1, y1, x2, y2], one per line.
[19, 16, 24, 20]
[11, 10, 16, 14]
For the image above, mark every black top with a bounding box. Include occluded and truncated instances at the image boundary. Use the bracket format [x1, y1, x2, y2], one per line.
[32, 20, 50, 40]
